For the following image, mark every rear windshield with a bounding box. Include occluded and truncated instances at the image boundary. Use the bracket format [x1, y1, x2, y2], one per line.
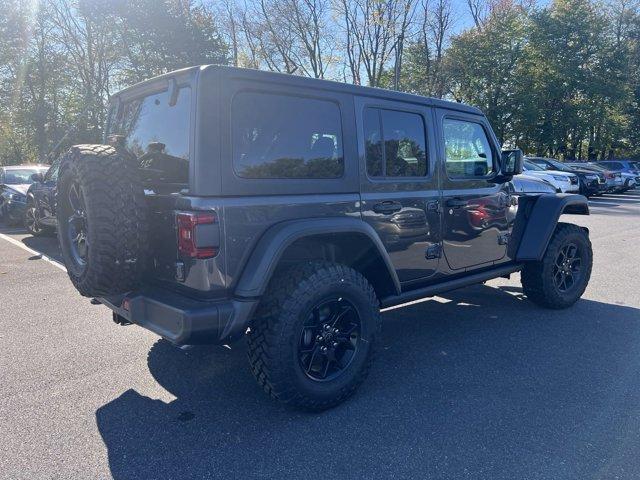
[108, 86, 191, 193]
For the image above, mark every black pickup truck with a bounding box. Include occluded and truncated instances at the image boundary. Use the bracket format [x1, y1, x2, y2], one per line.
[55, 66, 593, 410]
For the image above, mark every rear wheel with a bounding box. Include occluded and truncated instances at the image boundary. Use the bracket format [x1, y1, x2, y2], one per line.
[521, 223, 592, 309]
[247, 261, 381, 411]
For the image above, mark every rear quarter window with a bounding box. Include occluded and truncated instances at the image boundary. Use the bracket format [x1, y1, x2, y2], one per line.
[231, 92, 344, 179]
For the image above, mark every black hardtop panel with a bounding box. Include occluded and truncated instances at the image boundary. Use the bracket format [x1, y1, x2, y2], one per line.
[111, 64, 483, 116]
[110, 66, 201, 103]
[206, 65, 482, 115]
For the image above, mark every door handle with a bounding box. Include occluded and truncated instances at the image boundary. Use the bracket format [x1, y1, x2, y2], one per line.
[446, 198, 467, 209]
[373, 201, 402, 214]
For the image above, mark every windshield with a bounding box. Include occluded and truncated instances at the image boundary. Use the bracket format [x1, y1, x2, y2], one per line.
[547, 159, 571, 171]
[524, 160, 544, 171]
[580, 163, 607, 172]
[3, 168, 45, 184]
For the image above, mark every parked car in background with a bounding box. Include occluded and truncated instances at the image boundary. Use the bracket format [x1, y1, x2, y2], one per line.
[0, 165, 49, 226]
[527, 156, 605, 197]
[598, 160, 640, 191]
[24, 158, 60, 235]
[567, 163, 625, 193]
[521, 159, 579, 193]
[510, 173, 558, 196]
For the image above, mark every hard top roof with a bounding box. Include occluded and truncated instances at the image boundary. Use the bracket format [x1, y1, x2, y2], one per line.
[112, 65, 483, 116]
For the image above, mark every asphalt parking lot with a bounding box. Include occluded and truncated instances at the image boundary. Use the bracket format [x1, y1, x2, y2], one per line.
[1, 192, 639, 480]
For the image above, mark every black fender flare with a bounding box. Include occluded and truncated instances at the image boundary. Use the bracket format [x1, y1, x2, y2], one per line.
[513, 193, 589, 261]
[234, 217, 401, 298]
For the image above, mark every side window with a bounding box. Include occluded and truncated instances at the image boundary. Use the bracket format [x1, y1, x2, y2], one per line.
[44, 159, 61, 183]
[363, 107, 427, 178]
[443, 119, 495, 178]
[232, 92, 344, 179]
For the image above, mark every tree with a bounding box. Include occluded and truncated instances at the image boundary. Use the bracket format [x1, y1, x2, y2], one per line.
[336, 0, 417, 86]
[447, 3, 529, 144]
[527, 0, 627, 158]
[399, 0, 454, 98]
[112, 0, 228, 85]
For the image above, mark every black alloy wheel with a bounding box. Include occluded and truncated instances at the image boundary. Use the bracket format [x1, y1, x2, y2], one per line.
[298, 298, 362, 382]
[25, 200, 43, 236]
[552, 242, 582, 293]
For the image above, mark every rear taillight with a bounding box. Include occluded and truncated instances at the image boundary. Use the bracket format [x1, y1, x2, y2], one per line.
[176, 212, 218, 259]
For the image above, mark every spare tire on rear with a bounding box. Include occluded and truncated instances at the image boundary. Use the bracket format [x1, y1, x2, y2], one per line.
[57, 144, 148, 297]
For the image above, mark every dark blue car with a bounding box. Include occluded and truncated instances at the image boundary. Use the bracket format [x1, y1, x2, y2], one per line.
[24, 158, 61, 235]
[0, 165, 49, 226]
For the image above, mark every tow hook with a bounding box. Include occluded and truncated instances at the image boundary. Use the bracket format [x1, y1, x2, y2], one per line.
[112, 312, 132, 326]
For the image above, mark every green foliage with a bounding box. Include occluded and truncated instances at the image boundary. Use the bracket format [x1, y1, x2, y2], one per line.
[442, 0, 639, 159]
[0, 0, 229, 166]
[446, 6, 530, 144]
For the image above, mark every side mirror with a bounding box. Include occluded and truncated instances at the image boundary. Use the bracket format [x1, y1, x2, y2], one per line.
[500, 149, 523, 176]
[31, 173, 44, 183]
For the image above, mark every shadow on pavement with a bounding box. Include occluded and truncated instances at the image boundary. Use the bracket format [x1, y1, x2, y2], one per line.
[0, 224, 63, 263]
[96, 284, 640, 480]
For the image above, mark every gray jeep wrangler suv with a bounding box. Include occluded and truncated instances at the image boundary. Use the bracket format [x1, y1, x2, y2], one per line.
[55, 66, 592, 410]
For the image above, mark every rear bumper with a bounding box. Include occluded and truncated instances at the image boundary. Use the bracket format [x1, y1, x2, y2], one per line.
[99, 287, 258, 346]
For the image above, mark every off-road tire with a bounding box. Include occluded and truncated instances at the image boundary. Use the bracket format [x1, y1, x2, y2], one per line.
[247, 261, 381, 411]
[57, 144, 148, 297]
[521, 222, 592, 309]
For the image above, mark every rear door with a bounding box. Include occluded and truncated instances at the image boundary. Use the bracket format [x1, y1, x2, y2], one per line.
[435, 109, 511, 271]
[356, 97, 441, 284]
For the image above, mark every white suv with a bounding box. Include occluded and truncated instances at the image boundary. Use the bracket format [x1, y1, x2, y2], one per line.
[522, 160, 580, 193]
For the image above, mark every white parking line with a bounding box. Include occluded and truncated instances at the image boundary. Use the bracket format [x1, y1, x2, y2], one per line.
[0, 233, 67, 272]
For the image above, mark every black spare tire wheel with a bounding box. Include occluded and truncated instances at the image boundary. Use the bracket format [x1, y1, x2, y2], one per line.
[57, 144, 148, 297]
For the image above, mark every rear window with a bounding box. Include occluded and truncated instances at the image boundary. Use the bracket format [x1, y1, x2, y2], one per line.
[363, 107, 428, 178]
[109, 86, 191, 191]
[231, 92, 344, 179]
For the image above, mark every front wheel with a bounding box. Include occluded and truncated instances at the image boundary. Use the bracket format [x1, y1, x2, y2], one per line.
[521, 223, 593, 309]
[25, 199, 45, 236]
[247, 261, 381, 411]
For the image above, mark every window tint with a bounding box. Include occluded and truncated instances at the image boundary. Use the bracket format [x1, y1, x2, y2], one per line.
[364, 108, 427, 178]
[110, 86, 191, 189]
[232, 92, 343, 179]
[443, 119, 494, 178]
